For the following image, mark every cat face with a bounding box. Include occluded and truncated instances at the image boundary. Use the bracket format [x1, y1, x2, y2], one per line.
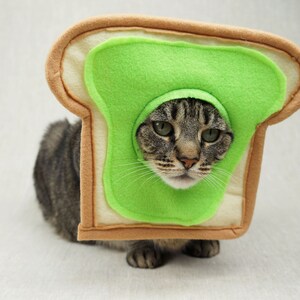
[136, 98, 233, 189]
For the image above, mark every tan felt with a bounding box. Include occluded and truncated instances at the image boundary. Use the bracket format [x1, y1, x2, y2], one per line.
[45, 15, 300, 240]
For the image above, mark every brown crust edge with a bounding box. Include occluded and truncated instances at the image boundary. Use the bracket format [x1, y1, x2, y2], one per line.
[45, 15, 300, 240]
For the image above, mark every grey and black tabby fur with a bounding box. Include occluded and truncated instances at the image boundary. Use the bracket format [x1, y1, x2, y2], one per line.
[34, 98, 233, 268]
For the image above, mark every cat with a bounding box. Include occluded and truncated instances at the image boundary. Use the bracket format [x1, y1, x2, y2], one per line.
[33, 98, 233, 269]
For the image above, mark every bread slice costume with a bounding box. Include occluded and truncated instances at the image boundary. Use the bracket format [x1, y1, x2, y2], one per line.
[46, 15, 300, 241]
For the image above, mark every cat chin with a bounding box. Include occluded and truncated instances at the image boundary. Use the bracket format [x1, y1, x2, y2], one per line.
[161, 175, 201, 189]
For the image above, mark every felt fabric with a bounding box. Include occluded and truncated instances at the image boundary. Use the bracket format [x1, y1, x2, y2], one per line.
[84, 37, 286, 225]
[61, 28, 298, 228]
[45, 15, 300, 240]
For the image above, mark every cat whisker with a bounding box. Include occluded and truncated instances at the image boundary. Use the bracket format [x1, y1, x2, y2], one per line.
[203, 175, 222, 191]
[114, 156, 144, 161]
[113, 165, 149, 176]
[112, 161, 146, 167]
[211, 165, 232, 174]
[202, 177, 214, 189]
[120, 169, 156, 192]
[214, 170, 238, 181]
[137, 173, 160, 192]
[156, 168, 176, 172]
[113, 164, 147, 171]
[208, 173, 229, 188]
[212, 166, 239, 183]
[198, 171, 211, 176]
[113, 167, 153, 185]
[215, 172, 239, 184]
[156, 167, 183, 172]
[207, 172, 226, 190]
[206, 174, 224, 189]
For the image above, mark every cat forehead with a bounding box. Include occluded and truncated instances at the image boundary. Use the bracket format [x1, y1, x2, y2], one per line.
[148, 98, 224, 124]
[150, 99, 199, 117]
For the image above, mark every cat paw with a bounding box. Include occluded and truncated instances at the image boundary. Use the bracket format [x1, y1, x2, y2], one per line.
[183, 240, 220, 258]
[126, 246, 163, 269]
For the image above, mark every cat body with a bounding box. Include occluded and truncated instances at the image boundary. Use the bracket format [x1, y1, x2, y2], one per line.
[34, 98, 233, 268]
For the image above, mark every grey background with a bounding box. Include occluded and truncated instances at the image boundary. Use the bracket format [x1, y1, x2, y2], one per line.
[0, 0, 299, 299]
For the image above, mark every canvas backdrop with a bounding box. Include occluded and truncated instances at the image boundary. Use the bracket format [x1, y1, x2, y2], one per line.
[0, 0, 299, 299]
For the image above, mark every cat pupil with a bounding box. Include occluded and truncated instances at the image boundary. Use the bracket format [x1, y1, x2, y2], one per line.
[153, 121, 173, 136]
[202, 129, 220, 142]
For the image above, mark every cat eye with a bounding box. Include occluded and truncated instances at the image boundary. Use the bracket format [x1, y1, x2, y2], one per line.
[152, 121, 173, 136]
[201, 129, 221, 143]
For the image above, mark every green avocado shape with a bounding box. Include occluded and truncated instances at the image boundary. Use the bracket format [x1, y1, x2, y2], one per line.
[84, 37, 286, 226]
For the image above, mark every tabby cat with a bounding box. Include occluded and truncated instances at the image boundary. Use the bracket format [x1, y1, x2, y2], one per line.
[34, 98, 233, 268]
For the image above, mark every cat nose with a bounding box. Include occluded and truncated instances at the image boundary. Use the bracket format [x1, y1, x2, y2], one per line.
[178, 157, 199, 169]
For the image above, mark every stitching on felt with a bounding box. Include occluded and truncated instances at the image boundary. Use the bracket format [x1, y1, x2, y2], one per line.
[55, 20, 300, 233]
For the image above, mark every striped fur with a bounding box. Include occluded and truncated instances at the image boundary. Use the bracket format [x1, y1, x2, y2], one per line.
[136, 98, 233, 189]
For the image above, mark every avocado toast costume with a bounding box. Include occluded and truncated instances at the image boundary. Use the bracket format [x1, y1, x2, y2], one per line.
[46, 15, 300, 240]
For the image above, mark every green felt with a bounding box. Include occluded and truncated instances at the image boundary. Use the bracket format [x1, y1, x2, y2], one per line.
[84, 37, 286, 225]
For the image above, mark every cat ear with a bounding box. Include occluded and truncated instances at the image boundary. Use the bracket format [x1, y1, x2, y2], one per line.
[46, 16, 300, 241]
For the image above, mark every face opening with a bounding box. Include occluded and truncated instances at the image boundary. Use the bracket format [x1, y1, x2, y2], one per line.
[136, 98, 234, 189]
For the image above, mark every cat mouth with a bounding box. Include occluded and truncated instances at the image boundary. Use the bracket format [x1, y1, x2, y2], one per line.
[151, 164, 202, 189]
[162, 173, 200, 189]
[174, 174, 194, 181]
